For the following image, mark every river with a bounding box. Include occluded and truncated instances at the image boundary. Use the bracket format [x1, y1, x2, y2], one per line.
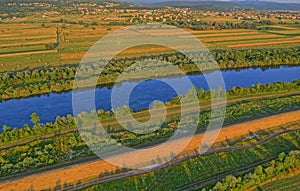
[0, 66, 299, 129]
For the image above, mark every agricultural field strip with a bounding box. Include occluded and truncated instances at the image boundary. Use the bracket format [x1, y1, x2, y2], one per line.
[173, 129, 300, 191]
[67, 34, 285, 44]
[1, 91, 300, 151]
[200, 35, 282, 43]
[45, 124, 300, 191]
[66, 31, 287, 42]
[70, 158, 282, 191]
[0, 50, 57, 58]
[0, 39, 56, 48]
[219, 36, 299, 44]
[259, 25, 299, 30]
[1, 24, 296, 48]
[65, 31, 261, 40]
[0, 35, 56, 41]
[228, 40, 300, 48]
[252, 174, 300, 191]
[0, 25, 298, 64]
[65, 35, 295, 51]
[0, 35, 295, 60]
[0, 45, 46, 53]
[1, 111, 300, 191]
[0, 30, 55, 37]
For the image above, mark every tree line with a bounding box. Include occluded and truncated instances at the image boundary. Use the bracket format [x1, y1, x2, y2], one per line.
[165, 19, 273, 30]
[0, 48, 299, 101]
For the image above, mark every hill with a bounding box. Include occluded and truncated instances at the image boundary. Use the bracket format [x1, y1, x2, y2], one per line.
[128, 0, 300, 11]
[236, 0, 300, 11]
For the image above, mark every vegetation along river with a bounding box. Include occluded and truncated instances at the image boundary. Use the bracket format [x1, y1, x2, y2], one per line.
[0, 66, 299, 129]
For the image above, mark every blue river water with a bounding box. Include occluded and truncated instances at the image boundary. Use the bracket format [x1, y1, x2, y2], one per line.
[0, 66, 299, 129]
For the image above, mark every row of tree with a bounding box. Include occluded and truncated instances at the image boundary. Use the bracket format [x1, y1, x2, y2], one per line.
[1, 80, 300, 145]
[166, 19, 273, 30]
[0, 48, 299, 101]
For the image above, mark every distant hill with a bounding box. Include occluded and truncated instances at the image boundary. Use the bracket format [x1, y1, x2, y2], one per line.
[235, 1, 300, 10]
[127, 0, 300, 11]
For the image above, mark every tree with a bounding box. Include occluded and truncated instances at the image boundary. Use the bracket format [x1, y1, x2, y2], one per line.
[225, 175, 238, 188]
[278, 152, 286, 162]
[31, 113, 40, 125]
[213, 182, 224, 191]
[254, 165, 264, 176]
[2, 125, 11, 133]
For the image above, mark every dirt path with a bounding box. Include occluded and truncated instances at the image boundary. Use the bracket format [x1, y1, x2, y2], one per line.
[1, 110, 300, 191]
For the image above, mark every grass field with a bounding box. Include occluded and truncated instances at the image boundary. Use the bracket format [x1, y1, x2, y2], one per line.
[252, 173, 300, 191]
[0, 14, 299, 72]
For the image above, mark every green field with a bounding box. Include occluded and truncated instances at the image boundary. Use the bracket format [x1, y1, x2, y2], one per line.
[253, 174, 300, 191]
[83, 129, 300, 191]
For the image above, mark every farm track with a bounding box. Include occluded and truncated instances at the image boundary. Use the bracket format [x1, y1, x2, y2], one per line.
[1, 91, 300, 152]
[1, 110, 300, 190]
